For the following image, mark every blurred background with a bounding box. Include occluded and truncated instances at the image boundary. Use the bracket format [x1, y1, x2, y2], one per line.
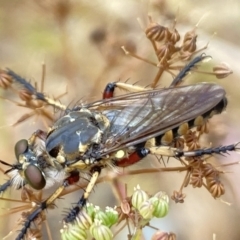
[0, 0, 240, 239]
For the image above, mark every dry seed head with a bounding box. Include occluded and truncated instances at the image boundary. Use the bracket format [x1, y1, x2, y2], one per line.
[182, 36, 197, 53]
[184, 130, 200, 150]
[182, 29, 198, 53]
[151, 231, 169, 240]
[186, 156, 204, 168]
[169, 28, 180, 44]
[25, 229, 42, 240]
[213, 62, 233, 79]
[0, 69, 13, 89]
[156, 43, 176, 60]
[19, 88, 33, 102]
[179, 50, 193, 61]
[202, 163, 218, 177]
[171, 190, 186, 203]
[190, 168, 204, 188]
[152, 231, 177, 240]
[206, 175, 225, 198]
[173, 138, 184, 149]
[145, 22, 170, 42]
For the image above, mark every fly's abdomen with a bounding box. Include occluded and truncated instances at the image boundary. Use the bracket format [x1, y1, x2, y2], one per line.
[156, 96, 227, 146]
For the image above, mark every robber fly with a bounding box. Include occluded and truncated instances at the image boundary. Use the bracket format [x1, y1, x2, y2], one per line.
[0, 55, 238, 240]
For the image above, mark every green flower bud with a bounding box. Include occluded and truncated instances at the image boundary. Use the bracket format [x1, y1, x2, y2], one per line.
[75, 209, 93, 230]
[90, 219, 113, 240]
[131, 185, 149, 210]
[154, 191, 169, 203]
[150, 197, 169, 218]
[95, 210, 109, 226]
[105, 207, 119, 227]
[86, 203, 96, 220]
[138, 200, 154, 219]
[60, 224, 87, 240]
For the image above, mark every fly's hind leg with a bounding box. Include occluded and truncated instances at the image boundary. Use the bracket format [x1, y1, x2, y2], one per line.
[149, 142, 240, 159]
[103, 82, 152, 99]
[103, 53, 211, 99]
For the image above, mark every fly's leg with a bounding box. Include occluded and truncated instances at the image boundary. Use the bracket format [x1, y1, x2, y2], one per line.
[169, 53, 210, 87]
[63, 166, 101, 223]
[115, 142, 240, 168]
[16, 166, 101, 239]
[115, 143, 150, 167]
[5, 69, 67, 111]
[0, 179, 12, 193]
[28, 129, 48, 144]
[103, 82, 152, 99]
[15, 171, 80, 240]
[149, 143, 240, 158]
[103, 53, 210, 99]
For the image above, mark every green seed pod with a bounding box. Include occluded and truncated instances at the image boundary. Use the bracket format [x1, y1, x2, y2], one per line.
[60, 224, 87, 240]
[85, 203, 96, 220]
[154, 191, 169, 203]
[138, 200, 154, 219]
[131, 185, 149, 210]
[150, 198, 169, 218]
[75, 209, 93, 230]
[95, 210, 110, 226]
[105, 207, 119, 227]
[90, 219, 113, 240]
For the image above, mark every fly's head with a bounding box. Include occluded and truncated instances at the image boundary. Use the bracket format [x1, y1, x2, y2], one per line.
[45, 108, 110, 170]
[10, 139, 46, 190]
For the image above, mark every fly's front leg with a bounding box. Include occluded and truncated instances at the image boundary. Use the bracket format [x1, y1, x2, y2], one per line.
[63, 166, 101, 223]
[28, 129, 47, 144]
[0, 179, 12, 193]
[16, 171, 80, 240]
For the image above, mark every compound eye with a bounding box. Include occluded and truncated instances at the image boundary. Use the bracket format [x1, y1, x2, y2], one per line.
[24, 164, 46, 190]
[15, 139, 28, 160]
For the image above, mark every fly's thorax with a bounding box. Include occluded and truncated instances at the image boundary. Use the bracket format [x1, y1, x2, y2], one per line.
[45, 108, 111, 167]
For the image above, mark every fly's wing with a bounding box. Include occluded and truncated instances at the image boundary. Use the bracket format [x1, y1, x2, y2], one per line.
[94, 83, 226, 155]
